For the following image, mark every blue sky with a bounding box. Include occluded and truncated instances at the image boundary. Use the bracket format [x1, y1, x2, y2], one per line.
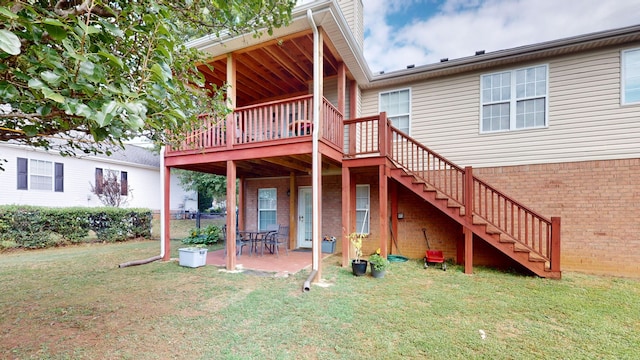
[363, 0, 640, 73]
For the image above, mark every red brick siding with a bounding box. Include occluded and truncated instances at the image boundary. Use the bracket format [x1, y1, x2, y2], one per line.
[474, 159, 640, 278]
[243, 175, 343, 249]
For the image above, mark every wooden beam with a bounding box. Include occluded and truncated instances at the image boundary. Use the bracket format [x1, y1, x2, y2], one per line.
[289, 172, 297, 251]
[226, 160, 237, 270]
[464, 227, 473, 275]
[341, 166, 351, 267]
[257, 47, 308, 89]
[162, 166, 171, 261]
[379, 164, 388, 257]
[337, 62, 346, 115]
[349, 79, 357, 118]
[390, 181, 398, 254]
[260, 156, 311, 172]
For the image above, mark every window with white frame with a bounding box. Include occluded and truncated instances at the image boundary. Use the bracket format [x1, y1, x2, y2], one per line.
[355, 184, 370, 234]
[481, 65, 548, 132]
[258, 188, 277, 231]
[16, 157, 63, 192]
[622, 48, 640, 104]
[380, 88, 411, 134]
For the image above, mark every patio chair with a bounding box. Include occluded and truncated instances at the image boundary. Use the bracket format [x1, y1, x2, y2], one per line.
[221, 225, 249, 257]
[262, 225, 289, 257]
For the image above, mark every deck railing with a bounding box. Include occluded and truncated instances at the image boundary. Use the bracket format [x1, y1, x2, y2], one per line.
[343, 114, 560, 272]
[166, 95, 343, 153]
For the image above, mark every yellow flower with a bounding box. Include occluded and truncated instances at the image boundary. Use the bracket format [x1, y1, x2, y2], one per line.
[376, 248, 381, 255]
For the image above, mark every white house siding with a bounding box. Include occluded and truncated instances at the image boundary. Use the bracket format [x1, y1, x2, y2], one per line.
[361, 46, 640, 169]
[0, 145, 193, 212]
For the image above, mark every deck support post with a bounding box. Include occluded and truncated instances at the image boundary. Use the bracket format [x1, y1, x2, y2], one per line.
[289, 172, 296, 251]
[464, 227, 473, 275]
[390, 181, 398, 254]
[551, 217, 561, 274]
[341, 166, 351, 267]
[226, 160, 237, 270]
[379, 164, 389, 257]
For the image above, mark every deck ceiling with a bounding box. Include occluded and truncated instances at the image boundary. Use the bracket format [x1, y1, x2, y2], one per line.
[172, 153, 342, 179]
[197, 31, 342, 107]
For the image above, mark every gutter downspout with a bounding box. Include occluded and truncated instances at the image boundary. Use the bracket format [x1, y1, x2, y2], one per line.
[119, 146, 166, 268]
[303, 8, 319, 292]
[159, 145, 166, 259]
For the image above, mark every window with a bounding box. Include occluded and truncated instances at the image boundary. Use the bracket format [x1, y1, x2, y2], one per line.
[95, 168, 128, 195]
[16, 157, 63, 191]
[355, 185, 370, 234]
[380, 88, 411, 134]
[622, 48, 640, 104]
[258, 188, 277, 231]
[481, 65, 548, 132]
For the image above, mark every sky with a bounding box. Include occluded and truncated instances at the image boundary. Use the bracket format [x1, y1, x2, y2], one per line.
[363, 0, 640, 73]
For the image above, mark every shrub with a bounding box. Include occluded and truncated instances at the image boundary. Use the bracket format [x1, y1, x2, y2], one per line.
[0, 206, 152, 249]
[182, 225, 221, 246]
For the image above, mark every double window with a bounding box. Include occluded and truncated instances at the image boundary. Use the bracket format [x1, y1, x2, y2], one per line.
[481, 65, 548, 132]
[355, 185, 370, 234]
[258, 188, 277, 231]
[17, 158, 63, 192]
[622, 48, 640, 105]
[380, 88, 411, 134]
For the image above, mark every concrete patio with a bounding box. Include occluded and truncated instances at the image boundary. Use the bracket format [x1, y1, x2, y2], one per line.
[206, 248, 335, 276]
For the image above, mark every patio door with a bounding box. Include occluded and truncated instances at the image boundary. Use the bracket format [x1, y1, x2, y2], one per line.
[297, 187, 313, 248]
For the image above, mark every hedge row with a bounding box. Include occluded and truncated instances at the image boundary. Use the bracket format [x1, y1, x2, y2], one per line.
[0, 206, 153, 250]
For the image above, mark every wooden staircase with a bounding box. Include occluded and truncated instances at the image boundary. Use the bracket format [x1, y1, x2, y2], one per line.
[345, 114, 561, 278]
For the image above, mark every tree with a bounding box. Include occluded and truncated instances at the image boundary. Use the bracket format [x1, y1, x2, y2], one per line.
[175, 169, 228, 209]
[0, 0, 295, 158]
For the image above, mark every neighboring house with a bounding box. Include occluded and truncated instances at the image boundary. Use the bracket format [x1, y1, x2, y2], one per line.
[0, 142, 196, 215]
[162, 0, 640, 278]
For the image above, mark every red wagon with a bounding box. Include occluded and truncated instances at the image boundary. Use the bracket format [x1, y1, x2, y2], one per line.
[422, 228, 446, 271]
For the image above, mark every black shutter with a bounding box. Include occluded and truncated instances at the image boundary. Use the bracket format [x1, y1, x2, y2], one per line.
[120, 171, 128, 196]
[17, 158, 28, 190]
[95, 168, 103, 194]
[54, 163, 64, 192]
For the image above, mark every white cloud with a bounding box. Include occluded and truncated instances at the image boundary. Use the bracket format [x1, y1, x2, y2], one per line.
[364, 0, 640, 73]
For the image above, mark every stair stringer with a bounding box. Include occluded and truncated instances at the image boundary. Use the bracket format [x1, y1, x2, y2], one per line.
[390, 167, 560, 278]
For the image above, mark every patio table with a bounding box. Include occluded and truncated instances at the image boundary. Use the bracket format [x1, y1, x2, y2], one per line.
[237, 230, 272, 256]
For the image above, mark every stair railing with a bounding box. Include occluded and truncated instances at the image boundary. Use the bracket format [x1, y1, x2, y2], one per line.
[383, 118, 560, 272]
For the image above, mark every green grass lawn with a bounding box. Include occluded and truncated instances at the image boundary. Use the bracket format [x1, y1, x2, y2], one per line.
[1, 237, 639, 359]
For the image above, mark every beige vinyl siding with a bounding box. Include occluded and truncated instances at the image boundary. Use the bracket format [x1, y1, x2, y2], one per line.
[337, 0, 363, 50]
[361, 46, 640, 168]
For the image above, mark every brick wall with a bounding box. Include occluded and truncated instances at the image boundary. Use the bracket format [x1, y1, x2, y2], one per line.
[242, 158, 639, 277]
[474, 159, 640, 278]
[243, 175, 343, 249]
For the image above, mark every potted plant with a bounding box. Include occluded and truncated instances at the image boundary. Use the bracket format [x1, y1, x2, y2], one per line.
[348, 232, 368, 276]
[368, 248, 390, 278]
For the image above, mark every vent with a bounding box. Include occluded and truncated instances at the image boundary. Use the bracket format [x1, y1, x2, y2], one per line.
[475, 50, 485, 55]
[440, 58, 448, 62]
